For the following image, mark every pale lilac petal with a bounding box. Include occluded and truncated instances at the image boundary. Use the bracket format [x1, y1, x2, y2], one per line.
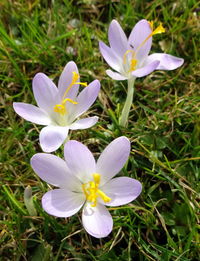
[100, 177, 142, 206]
[58, 61, 79, 100]
[82, 203, 113, 238]
[31, 153, 81, 191]
[42, 189, 85, 217]
[108, 20, 129, 57]
[73, 80, 100, 119]
[96, 137, 130, 185]
[128, 19, 152, 62]
[99, 41, 122, 72]
[106, 69, 128, 80]
[32, 73, 59, 113]
[13, 102, 51, 125]
[64, 140, 96, 183]
[131, 60, 160, 77]
[69, 116, 98, 130]
[145, 53, 184, 70]
[39, 125, 69, 152]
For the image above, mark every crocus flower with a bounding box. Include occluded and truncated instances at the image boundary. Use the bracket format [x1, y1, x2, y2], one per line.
[99, 19, 184, 80]
[31, 136, 142, 238]
[13, 61, 100, 152]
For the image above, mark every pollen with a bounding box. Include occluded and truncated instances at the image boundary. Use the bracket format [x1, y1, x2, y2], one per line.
[54, 71, 87, 115]
[152, 23, 165, 35]
[82, 173, 111, 207]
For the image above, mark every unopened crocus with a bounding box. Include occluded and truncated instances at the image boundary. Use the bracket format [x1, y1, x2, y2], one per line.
[31, 136, 142, 238]
[99, 19, 184, 126]
[13, 61, 100, 152]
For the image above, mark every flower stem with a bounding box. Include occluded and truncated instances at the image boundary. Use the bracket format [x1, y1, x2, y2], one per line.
[119, 77, 135, 127]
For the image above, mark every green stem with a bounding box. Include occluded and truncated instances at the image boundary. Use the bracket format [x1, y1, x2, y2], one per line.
[119, 77, 135, 127]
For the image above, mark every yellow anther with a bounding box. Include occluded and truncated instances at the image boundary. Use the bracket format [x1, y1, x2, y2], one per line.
[82, 173, 111, 207]
[152, 23, 165, 35]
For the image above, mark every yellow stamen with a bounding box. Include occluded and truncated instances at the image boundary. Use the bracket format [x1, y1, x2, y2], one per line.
[54, 71, 87, 115]
[82, 173, 111, 207]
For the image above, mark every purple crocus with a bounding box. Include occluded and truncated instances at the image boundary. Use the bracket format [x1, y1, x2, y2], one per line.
[99, 19, 184, 80]
[13, 61, 100, 152]
[31, 137, 142, 238]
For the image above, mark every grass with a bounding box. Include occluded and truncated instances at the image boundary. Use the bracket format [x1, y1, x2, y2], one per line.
[0, 0, 199, 260]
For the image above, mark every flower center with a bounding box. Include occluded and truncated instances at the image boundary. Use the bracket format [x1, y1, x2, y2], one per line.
[82, 173, 111, 207]
[54, 71, 87, 115]
[123, 21, 165, 73]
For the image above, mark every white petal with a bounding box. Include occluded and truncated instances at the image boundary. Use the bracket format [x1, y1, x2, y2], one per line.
[42, 189, 85, 217]
[99, 41, 122, 72]
[69, 116, 98, 130]
[82, 203, 113, 238]
[58, 61, 79, 100]
[108, 20, 129, 57]
[96, 137, 130, 185]
[39, 125, 69, 152]
[31, 153, 81, 191]
[73, 79, 100, 119]
[100, 177, 142, 206]
[32, 73, 59, 113]
[106, 69, 128, 80]
[64, 140, 96, 183]
[145, 53, 184, 70]
[13, 102, 51, 125]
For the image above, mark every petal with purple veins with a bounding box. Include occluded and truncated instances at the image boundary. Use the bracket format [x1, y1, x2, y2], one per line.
[106, 69, 128, 80]
[108, 20, 129, 57]
[145, 53, 184, 70]
[72, 79, 100, 119]
[69, 116, 98, 130]
[99, 41, 121, 72]
[31, 153, 81, 190]
[100, 177, 142, 206]
[64, 140, 96, 183]
[13, 102, 51, 125]
[39, 125, 69, 152]
[96, 136, 130, 186]
[128, 19, 152, 62]
[58, 61, 79, 100]
[131, 60, 160, 77]
[82, 202, 113, 238]
[42, 189, 85, 217]
[32, 73, 59, 113]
